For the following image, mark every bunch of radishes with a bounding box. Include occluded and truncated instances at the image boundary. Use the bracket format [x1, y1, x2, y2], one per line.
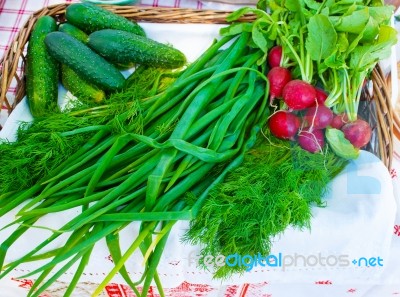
[266, 45, 372, 154]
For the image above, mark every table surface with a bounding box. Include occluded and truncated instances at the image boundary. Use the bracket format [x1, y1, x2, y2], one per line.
[1, 1, 400, 297]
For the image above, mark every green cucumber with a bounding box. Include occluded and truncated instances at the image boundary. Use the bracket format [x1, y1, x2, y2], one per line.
[61, 65, 106, 103]
[58, 23, 88, 43]
[65, 2, 145, 36]
[45, 32, 126, 91]
[58, 23, 106, 102]
[26, 16, 59, 117]
[88, 29, 187, 69]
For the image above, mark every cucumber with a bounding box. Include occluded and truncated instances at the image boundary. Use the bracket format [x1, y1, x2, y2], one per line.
[65, 2, 145, 36]
[58, 23, 106, 102]
[45, 32, 126, 91]
[61, 65, 106, 103]
[88, 29, 187, 69]
[26, 16, 59, 117]
[58, 23, 88, 43]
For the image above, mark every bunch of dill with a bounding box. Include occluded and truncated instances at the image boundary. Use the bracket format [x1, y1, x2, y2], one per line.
[183, 135, 347, 279]
[0, 66, 178, 193]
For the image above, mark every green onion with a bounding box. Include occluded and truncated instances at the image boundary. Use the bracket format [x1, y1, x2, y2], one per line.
[0, 27, 269, 296]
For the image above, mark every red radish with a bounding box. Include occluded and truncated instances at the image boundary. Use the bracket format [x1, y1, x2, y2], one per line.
[341, 119, 372, 148]
[303, 105, 334, 129]
[268, 111, 300, 140]
[268, 45, 283, 68]
[330, 113, 350, 129]
[315, 87, 328, 105]
[298, 129, 325, 153]
[282, 80, 316, 110]
[267, 66, 292, 102]
[331, 113, 366, 129]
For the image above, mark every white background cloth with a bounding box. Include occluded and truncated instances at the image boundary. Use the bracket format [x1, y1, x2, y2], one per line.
[0, 3, 400, 297]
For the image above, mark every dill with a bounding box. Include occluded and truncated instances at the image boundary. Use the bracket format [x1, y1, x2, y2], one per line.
[183, 135, 347, 279]
[0, 66, 178, 193]
[0, 117, 97, 193]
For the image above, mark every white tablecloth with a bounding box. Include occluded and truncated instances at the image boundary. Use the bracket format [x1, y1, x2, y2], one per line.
[1, 1, 400, 296]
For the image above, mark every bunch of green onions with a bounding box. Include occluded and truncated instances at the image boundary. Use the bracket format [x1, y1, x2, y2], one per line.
[0, 31, 269, 296]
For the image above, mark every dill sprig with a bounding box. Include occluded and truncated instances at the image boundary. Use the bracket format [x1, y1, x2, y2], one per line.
[183, 136, 347, 279]
[0, 130, 88, 193]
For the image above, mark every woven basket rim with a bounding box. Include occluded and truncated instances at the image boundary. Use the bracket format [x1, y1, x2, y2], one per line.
[0, 4, 394, 169]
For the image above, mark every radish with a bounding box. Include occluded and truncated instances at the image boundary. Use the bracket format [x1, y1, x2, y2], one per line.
[268, 111, 300, 140]
[331, 113, 366, 130]
[330, 113, 350, 129]
[315, 87, 328, 105]
[268, 45, 282, 68]
[282, 80, 316, 110]
[267, 66, 292, 103]
[341, 119, 372, 148]
[298, 129, 325, 153]
[303, 105, 334, 129]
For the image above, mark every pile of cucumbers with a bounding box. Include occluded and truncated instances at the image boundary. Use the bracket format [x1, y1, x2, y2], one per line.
[26, 2, 187, 117]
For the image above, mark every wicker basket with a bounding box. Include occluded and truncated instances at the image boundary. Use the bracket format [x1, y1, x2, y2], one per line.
[0, 4, 395, 169]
